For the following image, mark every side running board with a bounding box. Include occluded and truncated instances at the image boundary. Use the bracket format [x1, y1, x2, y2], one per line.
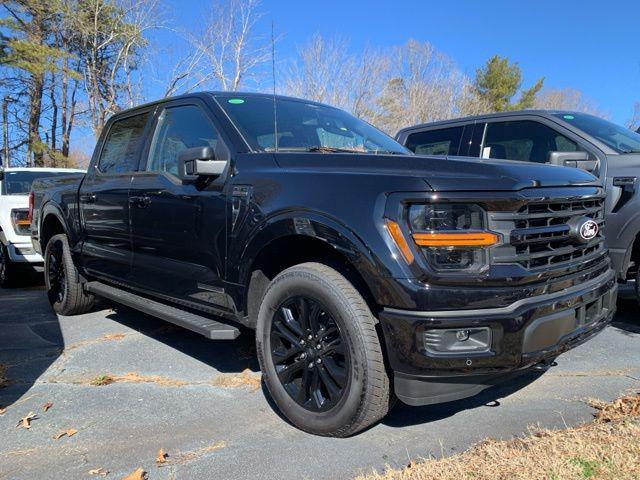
[85, 281, 240, 340]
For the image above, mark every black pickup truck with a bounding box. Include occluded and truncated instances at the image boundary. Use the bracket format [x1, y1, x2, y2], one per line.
[30, 92, 617, 437]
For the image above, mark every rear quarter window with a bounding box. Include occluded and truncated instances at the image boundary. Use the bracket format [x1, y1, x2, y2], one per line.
[98, 112, 149, 173]
[405, 126, 464, 155]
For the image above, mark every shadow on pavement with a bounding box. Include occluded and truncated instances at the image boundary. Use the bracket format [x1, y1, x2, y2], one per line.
[0, 276, 61, 409]
[612, 285, 640, 336]
[382, 370, 545, 429]
[104, 305, 260, 374]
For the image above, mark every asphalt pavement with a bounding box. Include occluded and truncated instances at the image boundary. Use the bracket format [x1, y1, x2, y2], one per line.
[1, 280, 638, 480]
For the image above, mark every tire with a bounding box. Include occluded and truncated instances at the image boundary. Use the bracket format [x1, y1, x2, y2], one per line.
[256, 262, 390, 437]
[44, 234, 94, 315]
[0, 242, 14, 288]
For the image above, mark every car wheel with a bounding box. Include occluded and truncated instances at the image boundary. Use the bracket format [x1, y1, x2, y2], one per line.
[256, 262, 390, 437]
[0, 243, 14, 288]
[44, 234, 94, 315]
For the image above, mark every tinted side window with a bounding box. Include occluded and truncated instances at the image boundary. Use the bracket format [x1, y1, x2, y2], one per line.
[405, 127, 463, 155]
[147, 105, 218, 175]
[98, 113, 149, 173]
[483, 120, 577, 163]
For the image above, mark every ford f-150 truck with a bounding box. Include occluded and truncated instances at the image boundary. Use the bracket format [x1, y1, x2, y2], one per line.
[396, 111, 640, 302]
[0, 167, 84, 286]
[30, 92, 617, 437]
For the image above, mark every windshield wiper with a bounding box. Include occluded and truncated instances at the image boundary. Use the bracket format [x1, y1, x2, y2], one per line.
[306, 146, 365, 153]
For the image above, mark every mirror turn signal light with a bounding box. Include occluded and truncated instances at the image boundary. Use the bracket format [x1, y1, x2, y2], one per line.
[412, 232, 498, 247]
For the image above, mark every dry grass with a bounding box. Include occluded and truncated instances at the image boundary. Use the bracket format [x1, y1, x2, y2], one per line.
[210, 369, 261, 391]
[89, 372, 186, 387]
[157, 441, 226, 466]
[64, 332, 128, 351]
[356, 393, 640, 480]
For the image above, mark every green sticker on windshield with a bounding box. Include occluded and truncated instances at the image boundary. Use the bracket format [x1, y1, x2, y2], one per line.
[563, 114, 575, 120]
[228, 98, 245, 104]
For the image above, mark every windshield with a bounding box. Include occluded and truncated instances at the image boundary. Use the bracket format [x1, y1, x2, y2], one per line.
[1, 171, 78, 195]
[554, 113, 640, 154]
[215, 94, 409, 155]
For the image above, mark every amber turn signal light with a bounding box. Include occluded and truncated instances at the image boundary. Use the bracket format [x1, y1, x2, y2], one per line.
[385, 219, 414, 264]
[412, 232, 498, 247]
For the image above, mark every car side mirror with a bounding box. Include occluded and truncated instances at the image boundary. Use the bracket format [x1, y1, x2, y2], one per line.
[178, 146, 228, 181]
[548, 151, 597, 172]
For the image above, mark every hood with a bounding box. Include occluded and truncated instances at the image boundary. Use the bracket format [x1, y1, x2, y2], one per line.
[274, 153, 599, 192]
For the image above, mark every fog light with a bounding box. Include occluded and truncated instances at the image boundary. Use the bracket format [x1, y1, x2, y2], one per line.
[424, 327, 492, 356]
[456, 330, 470, 341]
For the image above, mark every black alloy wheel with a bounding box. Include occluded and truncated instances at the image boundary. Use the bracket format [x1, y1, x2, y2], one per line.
[270, 296, 349, 412]
[46, 238, 67, 305]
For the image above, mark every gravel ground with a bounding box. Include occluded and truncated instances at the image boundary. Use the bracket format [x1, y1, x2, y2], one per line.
[1, 281, 638, 480]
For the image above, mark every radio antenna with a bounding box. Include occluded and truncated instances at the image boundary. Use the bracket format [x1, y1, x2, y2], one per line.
[271, 20, 278, 152]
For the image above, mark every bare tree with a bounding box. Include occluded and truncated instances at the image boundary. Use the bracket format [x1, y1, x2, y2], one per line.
[73, 0, 161, 136]
[283, 34, 388, 119]
[195, 0, 269, 92]
[534, 88, 604, 116]
[627, 102, 640, 131]
[373, 40, 470, 134]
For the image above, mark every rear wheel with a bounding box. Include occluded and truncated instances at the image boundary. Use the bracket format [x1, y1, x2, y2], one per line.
[0, 243, 14, 288]
[44, 234, 94, 315]
[256, 262, 390, 437]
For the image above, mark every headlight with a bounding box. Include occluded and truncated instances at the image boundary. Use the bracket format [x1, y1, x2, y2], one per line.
[11, 208, 31, 236]
[408, 204, 497, 272]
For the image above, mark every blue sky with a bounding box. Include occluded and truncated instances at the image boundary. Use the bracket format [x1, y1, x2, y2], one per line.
[160, 0, 638, 125]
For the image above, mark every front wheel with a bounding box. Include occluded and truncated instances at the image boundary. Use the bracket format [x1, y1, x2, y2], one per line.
[44, 234, 94, 315]
[256, 262, 390, 437]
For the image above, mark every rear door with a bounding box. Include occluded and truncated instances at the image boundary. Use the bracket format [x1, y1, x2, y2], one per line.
[79, 110, 152, 282]
[128, 99, 230, 309]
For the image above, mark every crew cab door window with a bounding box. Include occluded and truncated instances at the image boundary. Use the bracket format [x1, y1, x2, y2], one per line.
[482, 120, 577, 163]
[405, 127, 464, 155]
[98, 113, 149, 173]
[146, 105, 218, 175]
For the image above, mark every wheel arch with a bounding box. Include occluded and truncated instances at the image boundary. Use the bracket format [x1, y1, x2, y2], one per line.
[39, 205, 69, 252]
[235, 214, 394, 328]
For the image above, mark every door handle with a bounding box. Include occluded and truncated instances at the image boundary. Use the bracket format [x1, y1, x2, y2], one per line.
[129, 195, 152, 208]
[80, 193, 97, 203]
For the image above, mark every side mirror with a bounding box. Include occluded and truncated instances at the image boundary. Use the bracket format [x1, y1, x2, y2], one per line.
[548, 151, 597, 172]
[178, 146, 228, 181]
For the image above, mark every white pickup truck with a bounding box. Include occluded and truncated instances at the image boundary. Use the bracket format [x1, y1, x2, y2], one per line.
[0, 167, 84, 286]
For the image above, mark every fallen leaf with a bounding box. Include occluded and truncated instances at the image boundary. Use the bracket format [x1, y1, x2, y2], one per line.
[0, 406, 6, 415]
[88, 467, 109, 476]
[16, 412, 38, 429]
[156, 448, 168, 464]
[42, 402, 53, 412]
[121, 467, 146, 480]
[53, 428, 78, 440]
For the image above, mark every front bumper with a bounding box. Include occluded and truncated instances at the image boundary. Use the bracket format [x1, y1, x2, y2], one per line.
[6, 241, 43, 264]
[379, 268, 617, 406]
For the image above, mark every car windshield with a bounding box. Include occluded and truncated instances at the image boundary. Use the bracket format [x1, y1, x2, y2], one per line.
[1, 171, 77, 195]
[554, 112, 640, 154]
[215, 94, 409, 155]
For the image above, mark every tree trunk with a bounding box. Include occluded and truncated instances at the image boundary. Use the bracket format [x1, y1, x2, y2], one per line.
[27, 73, 44, 167]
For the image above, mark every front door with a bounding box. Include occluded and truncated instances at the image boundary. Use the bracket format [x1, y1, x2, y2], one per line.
[129, 102, 229, 309]
[79, 110, 151, 283]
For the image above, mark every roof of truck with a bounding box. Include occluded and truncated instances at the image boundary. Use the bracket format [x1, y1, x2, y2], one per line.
[396, 110, 588, 136]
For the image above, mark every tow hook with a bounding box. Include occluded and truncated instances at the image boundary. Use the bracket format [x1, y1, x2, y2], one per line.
[531, 359, 558, 372]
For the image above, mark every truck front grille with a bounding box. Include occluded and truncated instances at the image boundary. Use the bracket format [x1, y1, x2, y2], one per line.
[490, 193, 606, 274]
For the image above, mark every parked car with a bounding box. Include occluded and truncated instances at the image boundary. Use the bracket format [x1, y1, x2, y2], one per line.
[30, 93, 616, 436]
[0, 167, 84, 286]
[397, 111, 640, 301]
